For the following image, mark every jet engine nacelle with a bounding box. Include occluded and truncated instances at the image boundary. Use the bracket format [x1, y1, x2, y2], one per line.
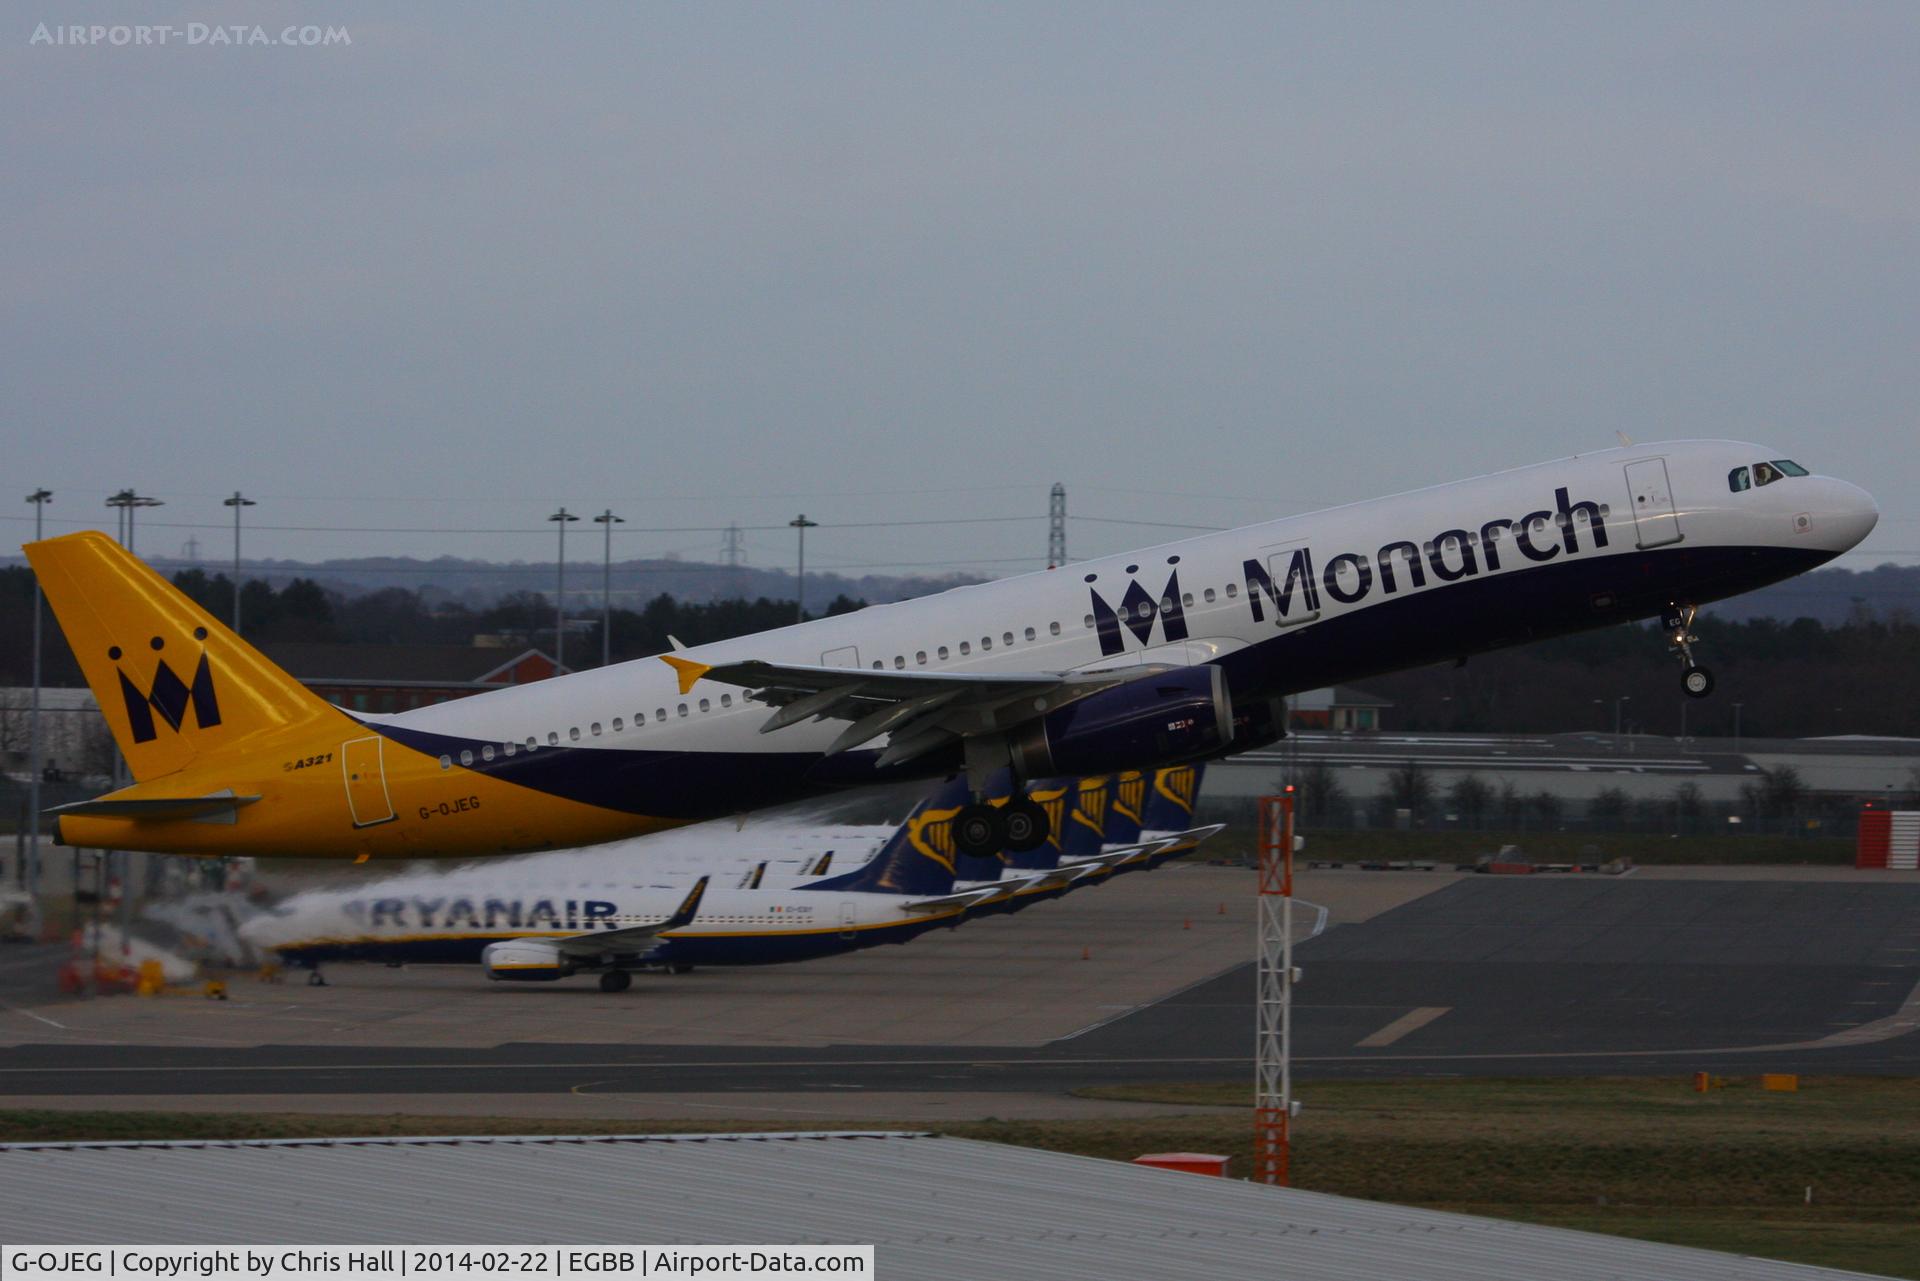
[1010, 665, 1233, 778]
[482, 939, 571, 982]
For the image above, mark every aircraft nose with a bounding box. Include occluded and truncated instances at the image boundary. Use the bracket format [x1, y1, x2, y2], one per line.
[1814, 478, 1879, 552]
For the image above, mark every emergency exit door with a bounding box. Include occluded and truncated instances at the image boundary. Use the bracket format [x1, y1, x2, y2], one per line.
[342, 735, 397, 827]
[1623, 459, 1683, 548]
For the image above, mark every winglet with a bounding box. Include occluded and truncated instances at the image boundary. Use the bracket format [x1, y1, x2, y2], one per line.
[664, 875, 709, 930]
[661, 653, 711, 695]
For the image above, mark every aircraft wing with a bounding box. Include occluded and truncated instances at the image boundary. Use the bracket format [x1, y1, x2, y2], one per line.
[661, 655, 1140, 768]
[549, 877, 708, 957]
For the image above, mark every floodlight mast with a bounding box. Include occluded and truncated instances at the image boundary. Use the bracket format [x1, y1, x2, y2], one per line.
[1255, 790, 1298, 1185]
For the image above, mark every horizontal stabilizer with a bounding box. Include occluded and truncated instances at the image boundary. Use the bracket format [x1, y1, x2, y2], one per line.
[900, 886, 1008, 914]
[48, 791, 261, 821]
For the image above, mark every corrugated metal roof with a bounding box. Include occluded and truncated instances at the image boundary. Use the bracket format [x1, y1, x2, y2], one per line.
[0, 1131, 1886, 1281]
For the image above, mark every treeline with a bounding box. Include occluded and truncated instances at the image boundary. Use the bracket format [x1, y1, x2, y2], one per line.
[4, 563, 1916, 738]
[0, 567, 862, 686]
[1286, 757, 1909, 834]
[1362, 613, 1920, 740]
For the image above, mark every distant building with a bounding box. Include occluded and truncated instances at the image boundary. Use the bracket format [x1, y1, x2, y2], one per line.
[1289, 685, 1392, 732]
[257, 643, 563, 714]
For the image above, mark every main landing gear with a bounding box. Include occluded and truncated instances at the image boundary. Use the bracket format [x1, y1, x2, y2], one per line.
[598, 970, 633, 993]
[1665, 603, 1715, 699]
[950, 735, 1054, 860]
[952, 792, 1051, 858]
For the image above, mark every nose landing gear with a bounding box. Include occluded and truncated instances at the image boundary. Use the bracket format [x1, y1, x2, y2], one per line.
[1665, 603, 1715, 699]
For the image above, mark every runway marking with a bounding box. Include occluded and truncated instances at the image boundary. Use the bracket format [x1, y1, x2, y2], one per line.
[1050, 898, 1329, 1044]
[1357, 1007, 1450, 1048]
[0, 1004, 67, 1031]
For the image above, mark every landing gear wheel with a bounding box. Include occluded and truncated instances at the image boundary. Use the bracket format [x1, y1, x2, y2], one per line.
[1682, 665, 1715, 699]
[953, 803, 1008, 859]
[598, 970, 632, 993]
[1001, 795, 1051, 852]
[307, 968, 327, 987]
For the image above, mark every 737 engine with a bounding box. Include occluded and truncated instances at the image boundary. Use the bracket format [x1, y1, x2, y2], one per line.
[481, 939, 571, 982]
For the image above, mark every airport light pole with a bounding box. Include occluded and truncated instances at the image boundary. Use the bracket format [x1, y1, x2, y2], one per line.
[102, 491, 160, 971]
[789, 515, 818, 624]
[548, 508, 578, 673]
[24, 490, 51, 901]
[593, 509, 624, 667]
[223, 492, 255, 634]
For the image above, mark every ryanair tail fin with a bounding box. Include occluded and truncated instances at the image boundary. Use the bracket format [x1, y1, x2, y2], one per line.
[803, 774, 970, 897]
[24, 531, 346, 782]
[1143, 764, 1204, 833]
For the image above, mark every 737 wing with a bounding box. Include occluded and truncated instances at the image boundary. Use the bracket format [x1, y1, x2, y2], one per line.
[661, 655, 1143, 770]
[550, 876, 708, 958]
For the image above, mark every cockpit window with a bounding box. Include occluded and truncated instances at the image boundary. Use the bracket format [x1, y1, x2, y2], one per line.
[1728, 467, 1751, 492]
[1753, 462, 1783, 486]
[1773, 459, 1809, 477]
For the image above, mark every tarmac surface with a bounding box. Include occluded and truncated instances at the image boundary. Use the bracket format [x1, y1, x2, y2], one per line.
[2, 863, 1917, 1120]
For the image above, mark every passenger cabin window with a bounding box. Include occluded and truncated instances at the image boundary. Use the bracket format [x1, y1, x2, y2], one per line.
[1204, 587, 1216, 603]
[590, 722, 602, 736]
[547, 731, 560, 746]
[721, 694, 732, 707]
[612, 717, 624, 731]
[482, 745, 495, 761]
[938, 645, 950, 660]
[1024, 627, 1035, 641]
[1728, 467, 1750, 492]
[1048, 622, 1060, 636]
[569, 727, 581, 741]
[981, 636, 993, 651]
[960, 641, 971, 655]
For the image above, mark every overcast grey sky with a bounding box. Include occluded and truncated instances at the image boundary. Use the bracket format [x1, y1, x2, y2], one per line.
[5, 2, 1916, 582]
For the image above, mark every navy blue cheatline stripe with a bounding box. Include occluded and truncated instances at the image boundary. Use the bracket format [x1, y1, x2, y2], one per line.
[1210, 543, 1834, 700]
[367, 719, 947, 822]
[371, 544, 1829, 823]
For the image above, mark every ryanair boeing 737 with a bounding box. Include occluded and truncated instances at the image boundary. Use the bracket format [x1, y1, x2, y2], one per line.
[25, 440, 1876, 862]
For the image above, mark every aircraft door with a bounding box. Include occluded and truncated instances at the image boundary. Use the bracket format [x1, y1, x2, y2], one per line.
[341, 735, 398, 828]
[821, 646, 860, 669]
[1623, 459, 1683, 548]
[837, 899, 858, 941]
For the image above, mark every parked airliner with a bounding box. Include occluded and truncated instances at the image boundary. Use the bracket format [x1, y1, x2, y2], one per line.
[242, 776, 1047, 990]
[27, 440, 1875, 862]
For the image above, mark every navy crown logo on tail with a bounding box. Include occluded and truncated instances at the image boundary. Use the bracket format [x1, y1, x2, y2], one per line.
[113, 635, 220, 744]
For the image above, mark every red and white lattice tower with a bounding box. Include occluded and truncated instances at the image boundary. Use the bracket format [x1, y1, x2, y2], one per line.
[1255, 790, 1298, 1185]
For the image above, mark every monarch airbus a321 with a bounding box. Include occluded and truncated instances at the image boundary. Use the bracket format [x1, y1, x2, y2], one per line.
[27, 439, 1876, 862]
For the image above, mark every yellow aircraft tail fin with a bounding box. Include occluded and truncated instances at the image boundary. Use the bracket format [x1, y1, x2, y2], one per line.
[24, 531, 344, 783]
